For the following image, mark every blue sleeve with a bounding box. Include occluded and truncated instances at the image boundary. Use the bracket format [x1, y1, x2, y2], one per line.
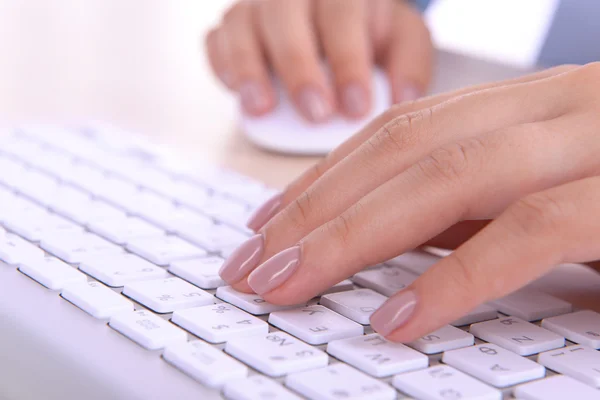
[413, 0, 432, 12]
[538, 0, 600, 66]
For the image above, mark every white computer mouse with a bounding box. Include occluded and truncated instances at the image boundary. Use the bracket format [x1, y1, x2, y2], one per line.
[241, 68, 392, 156]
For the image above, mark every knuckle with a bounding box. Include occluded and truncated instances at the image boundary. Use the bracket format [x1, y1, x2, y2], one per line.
[509, 192, 570, 237]
[284, 191, 314, 231]
[418, 137, 485, 183]
[367, 109, 432, 158]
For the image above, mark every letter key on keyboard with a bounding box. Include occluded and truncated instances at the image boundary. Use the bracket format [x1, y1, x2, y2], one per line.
[216, 286, 302, 315]
[385, 250, 440, 275]
[0, 232, 45, 265]
[513, 375, 600, 400]
[393, 365, 502, 400]
[470, 316, 565, 356]
[61, 281, 134, 319]
[320, 288, 387, 325]
[79, 253, 169, 287]
[225, 331, 328, 377]
[87, 216, 164, 245]
[490, 288, 572, 321]
[126, 235, 206, 266]
[285, 363, 397, 400]
[223, 375, 302, 400]
[40, 232, 123, 264]
[352, 266, 417, 296]
[163, 340, 248, 389]
[451, 303, 498, 326]
[327, 333, 428, 377]
[269, 305, 364, 345]
[537, 345, 600, 388]
[18, 256, 87, 290]
[122, 277, 214, 313]
[109, 309, 187, 350]
[168, 256, 226, 289]
[407, 325, 474, 354]
[541, 310, 600, 349]
[442, 343, 546, 387]
[171, 303, 268, 343]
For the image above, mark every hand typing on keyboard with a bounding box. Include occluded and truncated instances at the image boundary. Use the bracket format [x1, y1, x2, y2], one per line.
[219, 63, 600, 343]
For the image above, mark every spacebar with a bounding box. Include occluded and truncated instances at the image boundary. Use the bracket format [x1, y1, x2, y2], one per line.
[0, 264, 215, 400]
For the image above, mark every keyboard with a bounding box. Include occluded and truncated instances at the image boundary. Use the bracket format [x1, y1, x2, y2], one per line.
[1, 125, 599, 400]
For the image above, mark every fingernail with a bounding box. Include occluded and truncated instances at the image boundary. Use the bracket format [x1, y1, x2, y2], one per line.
[239, 81, 270, 114]
[296, 86, 333, 122]
[220, 70, 234, 87]
[219, 234, 264, 284]
[394, 83, 422, 104]
[246, 193, 283, 232]
[341, 82, 369, 118]
[248, 245, 301, 295]
[370, 290, 417, 337]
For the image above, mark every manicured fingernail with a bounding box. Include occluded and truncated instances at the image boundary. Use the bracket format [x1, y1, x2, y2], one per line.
[246, 193, 283, 232]
[394, 83, 422, 104]
[248, 245, 301, 295]
[296, 86, 332, 122]
[219, 234, 264, 284]
[341, 82, 369, 118]
[239, 81, 270, 114]
[370, 290, 417, 337]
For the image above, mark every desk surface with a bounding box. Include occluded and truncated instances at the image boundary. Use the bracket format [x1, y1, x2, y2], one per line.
[1, 1, 599, 311]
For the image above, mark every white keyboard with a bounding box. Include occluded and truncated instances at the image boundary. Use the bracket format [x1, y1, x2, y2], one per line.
[0, 125, 599, 400]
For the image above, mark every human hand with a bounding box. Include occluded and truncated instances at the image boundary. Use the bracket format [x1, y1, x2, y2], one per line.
[218, 63, 600, 342]
[206, 0, 432, 122]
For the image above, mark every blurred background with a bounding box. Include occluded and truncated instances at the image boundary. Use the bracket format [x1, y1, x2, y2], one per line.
[0, 0, 558, 165]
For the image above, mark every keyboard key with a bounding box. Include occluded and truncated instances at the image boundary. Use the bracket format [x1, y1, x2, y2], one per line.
[0, 232, 45, 265]
[87, 217, 164, 245]
[327, 333, 428, 378]
[109, 309, 187, 350]
[269, 305, 364, 345]
[537, 345, 600, 388]
[122, 277, 214, 313]
[513, 375, 600, 400]
[352, 266, 417, 296]
[451, 304, 498, 326]
[223, 375, 302, 400]
[541, 310, 600, 349]
[320, 279, 354, 295]
[172, 303, 268, 343]
[50, 187, 126, 225]
[320, 288, 387, 325]
[202, 196, 253, 229]
[286, 363, 396, 400]
[407, 325, 474, 354]
[79, 253, 168, 287]
[442, 343, 545, 388]
[12, 170, 61, 206]
[168, 256, 226, 289]
[40, 232, 123, 264]
[385, 250, 440, 275]
[126, 235, 206, 266]
[216, 286, 303, 315]
[163, 340, 248, 389]
[0, 196, 47, 224]
[18, 257, 87, 290]
[61, 280, 134, 319]
[4, 212, 83, 242]
[176, 223, 248, 253]
[170, 181, 212, 211]
[225, 331, 328, 377]
[490, 288, 572, 321]
[470, 316, 565, 356]
[393, 365, 502, 400]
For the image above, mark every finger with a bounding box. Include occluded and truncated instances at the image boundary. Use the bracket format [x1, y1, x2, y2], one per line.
[368, 0, 394, 59]
[424, 220, 491, 250]
[205, 27, 234, 89]
[236, 71, 573, 289]
[221, 1, 276, 116]
[246, 113, 598, 302]
[374, 176, 600, 341]
[385, 1, 433, 103]
[316, 0, 373, 119]
[257, 0, 334, 122]
[256, 64, 579, 228]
